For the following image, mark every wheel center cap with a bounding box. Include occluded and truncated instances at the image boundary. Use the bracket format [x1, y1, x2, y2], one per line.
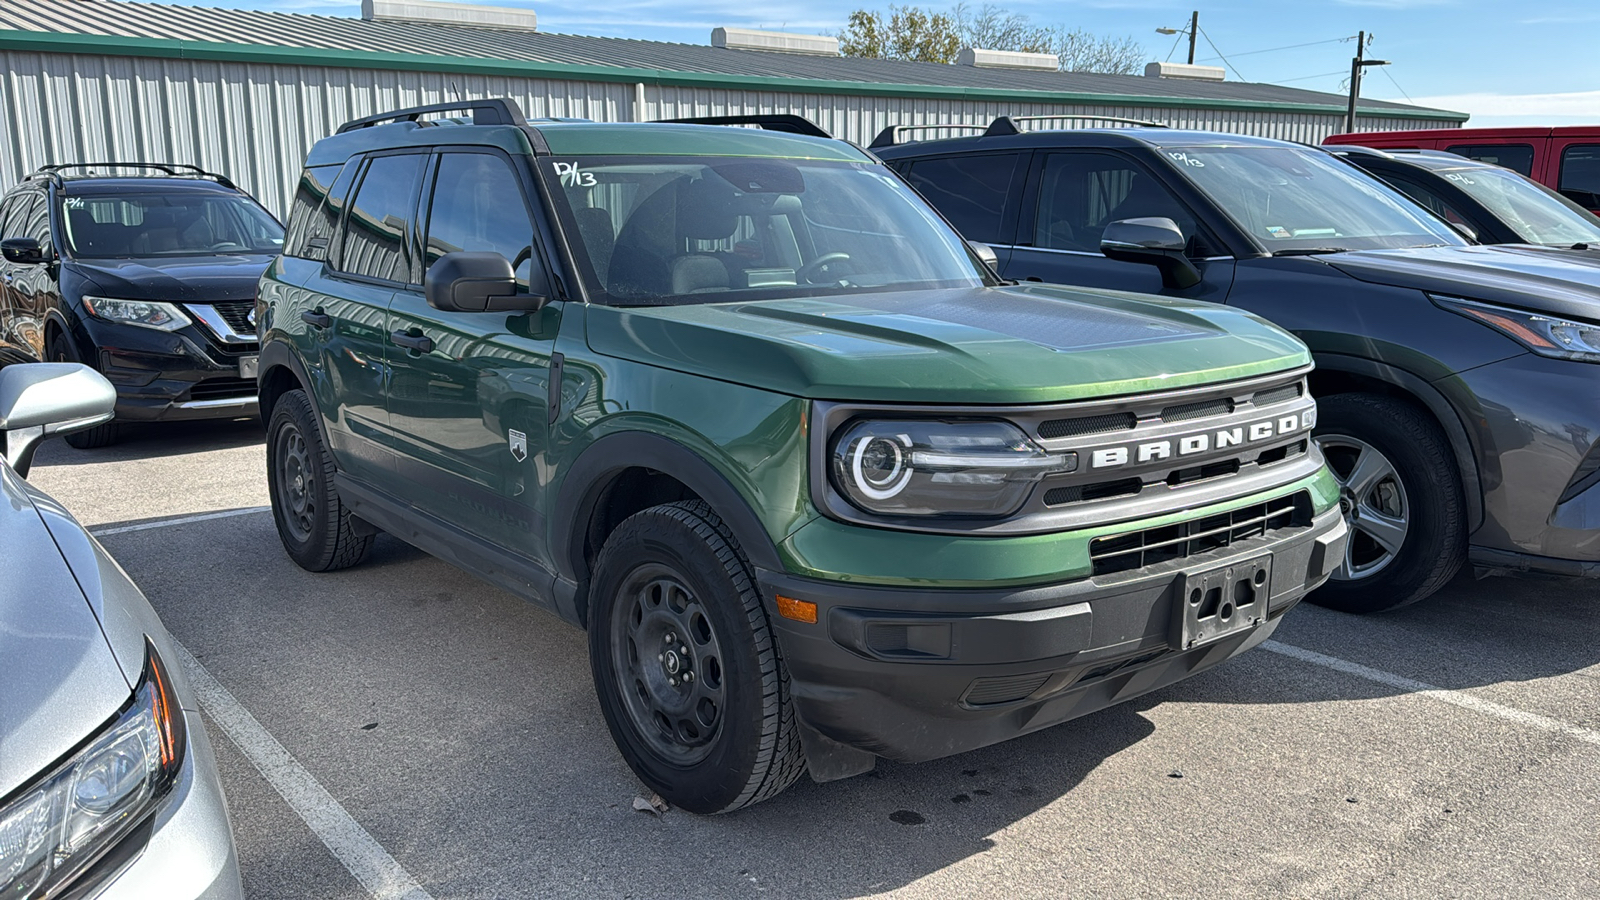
[294, 474, 305, 493]
[663, 649, 682, 675]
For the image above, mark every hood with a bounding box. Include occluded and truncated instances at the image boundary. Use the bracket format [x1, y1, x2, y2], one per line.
[70, 253, 276, 303]
[0, 466, 130, 798]
[585, 283, 1309, 404]
[1324, 245, 1600, 321]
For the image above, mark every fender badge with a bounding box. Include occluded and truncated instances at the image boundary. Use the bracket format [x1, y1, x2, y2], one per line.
[508, 429, 528, 463]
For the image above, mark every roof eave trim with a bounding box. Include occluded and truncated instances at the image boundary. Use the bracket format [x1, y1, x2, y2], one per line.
[0, 29, 1471, 122]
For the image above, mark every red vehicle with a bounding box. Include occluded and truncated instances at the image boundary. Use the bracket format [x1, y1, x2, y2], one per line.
[1325, 126, 1600, 214]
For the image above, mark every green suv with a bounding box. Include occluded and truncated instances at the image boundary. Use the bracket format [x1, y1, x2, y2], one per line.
[258, 100, 1347, 813]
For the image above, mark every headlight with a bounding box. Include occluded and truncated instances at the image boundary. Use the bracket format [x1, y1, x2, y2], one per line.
[830, 419, 1075, 517]
[0, 639, 186, 898]
[81, 296, 191, 332]
[1432, 295, 1600, 362]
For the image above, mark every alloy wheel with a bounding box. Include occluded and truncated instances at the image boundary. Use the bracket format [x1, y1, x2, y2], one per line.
[1318, 435, 1409, 580]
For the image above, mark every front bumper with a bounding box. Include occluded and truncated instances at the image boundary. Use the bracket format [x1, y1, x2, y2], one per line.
[760, 505, 1346, 772]
[76, 318, 257, 423]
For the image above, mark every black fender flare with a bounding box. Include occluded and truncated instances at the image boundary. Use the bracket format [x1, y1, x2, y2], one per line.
[257, 338, 330, 446]
[1313, 353, 1484, 532]
[552, 431, 786, 587]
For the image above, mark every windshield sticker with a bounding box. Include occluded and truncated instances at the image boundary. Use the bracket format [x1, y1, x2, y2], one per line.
[1167, 151, 1205, 168]
[1443, 172, 1478, 186]
[553, 161, 597, 187]
[1265, 225, 1292, 240]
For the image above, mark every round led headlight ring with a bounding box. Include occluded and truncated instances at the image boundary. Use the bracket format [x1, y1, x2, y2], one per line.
[850, 433, 913, 500]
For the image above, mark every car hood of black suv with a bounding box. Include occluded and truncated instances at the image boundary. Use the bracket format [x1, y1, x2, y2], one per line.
[1322, 245, 1600, 321]
[71, 253, 277, 303]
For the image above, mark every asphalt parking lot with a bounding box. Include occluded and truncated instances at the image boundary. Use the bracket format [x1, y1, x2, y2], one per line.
[30, 418, 1600, 900]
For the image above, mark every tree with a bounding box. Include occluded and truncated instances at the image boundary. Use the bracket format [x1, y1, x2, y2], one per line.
[839, 3, 1146, 75]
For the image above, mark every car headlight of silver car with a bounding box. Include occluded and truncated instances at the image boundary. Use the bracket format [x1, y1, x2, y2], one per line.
[81, 296, 192, 332]
[1432, 294, 1600, 362]
[0, 639, 186, 898]
[830, 419, 1075, 517]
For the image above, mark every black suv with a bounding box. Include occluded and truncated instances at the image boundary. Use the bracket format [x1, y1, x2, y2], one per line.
[877, 118, 1600, 612]
[1328, 146, 1600, 249]
[0, 163, 284, 446]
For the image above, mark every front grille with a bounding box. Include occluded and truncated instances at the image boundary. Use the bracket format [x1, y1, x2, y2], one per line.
[1089, 491, 1312, 576]
[187, 377, 256, 401]
[1076, 648, 1168, 685]
[213, 299, 257, 336]
[1038, 411, 1136, 440]
[1252, 383, 1302, 407]
[1161, 397, 1233, 422]
[1044, 477, 1142, 506]
[964, 672, 1051, 706]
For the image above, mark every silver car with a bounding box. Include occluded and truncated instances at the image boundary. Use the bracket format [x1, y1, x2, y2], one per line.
[0, 363, 241, 899]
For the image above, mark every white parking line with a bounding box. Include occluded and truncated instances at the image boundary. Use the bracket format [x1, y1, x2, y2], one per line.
[1262, 640, 1600, 748]
[175, 644, 436, 900]
[90, 506, 269, 536]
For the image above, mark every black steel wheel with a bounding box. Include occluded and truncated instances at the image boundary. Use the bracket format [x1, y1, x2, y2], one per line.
[49, 332, 119, 449]
[266, 389, 373, 572]
[588, 500, 805, 814]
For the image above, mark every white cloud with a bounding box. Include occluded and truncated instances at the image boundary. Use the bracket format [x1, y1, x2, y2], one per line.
[1406, 89, 1600, 118]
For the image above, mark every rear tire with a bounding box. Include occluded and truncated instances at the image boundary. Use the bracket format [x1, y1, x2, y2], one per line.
[49, 332, 119, 449]
[1310, 393, 1465, 613]
[266, 389, 373, 571]
[588, 500, 805, 814]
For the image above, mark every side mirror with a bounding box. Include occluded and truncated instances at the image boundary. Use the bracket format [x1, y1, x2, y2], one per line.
[0, 363, 116, 477]
[425, 252, 548, 313]
[1099, 217, 1202, 290]
[967, 240, 999, 270]
[1, 237, 45, 265]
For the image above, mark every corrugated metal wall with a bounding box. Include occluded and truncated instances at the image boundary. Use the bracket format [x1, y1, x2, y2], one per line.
[0, 49, 1460, 217]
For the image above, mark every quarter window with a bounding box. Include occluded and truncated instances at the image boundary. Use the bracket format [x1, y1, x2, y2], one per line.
[23, 192, 50, 254]
[285, 164, 344, 260]
[423, 153, 536, 288]
[1558, 144, 1600, 210]
[339, 154, 424, 283]
[1445, 143, 1535, 177]
[1034, 152, 1198, 253]
[901, 153, 1020, 244]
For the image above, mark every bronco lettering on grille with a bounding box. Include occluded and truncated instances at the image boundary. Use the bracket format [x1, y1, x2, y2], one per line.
[1088, 410, 1315, 471]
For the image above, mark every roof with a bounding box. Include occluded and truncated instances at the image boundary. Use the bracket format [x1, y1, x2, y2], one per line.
[0, 0, 1466, 122]
[873, 127, 1306, 159]
[1330, 147, 1488, 171]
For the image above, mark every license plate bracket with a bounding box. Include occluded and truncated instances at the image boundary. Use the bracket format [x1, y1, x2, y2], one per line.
[238, 355, 259, 379]
[1170, 554, 1272, 650]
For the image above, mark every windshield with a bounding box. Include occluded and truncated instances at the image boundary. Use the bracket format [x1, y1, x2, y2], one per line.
[62, 192, 284, 259]
[544, 156, 987, 306]
[1165, 145, 1465, 253]
[1437, 166, 1600, 246]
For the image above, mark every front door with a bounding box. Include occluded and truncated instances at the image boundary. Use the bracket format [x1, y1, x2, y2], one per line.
[385, 149, 558, 549]
[1000, 150, 1234, 302]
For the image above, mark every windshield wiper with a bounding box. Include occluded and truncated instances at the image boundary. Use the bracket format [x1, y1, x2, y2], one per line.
[1271, 247, 1347, 257]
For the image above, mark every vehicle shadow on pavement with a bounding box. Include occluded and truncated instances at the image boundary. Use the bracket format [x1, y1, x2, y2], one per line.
[32, 416, 262, 467]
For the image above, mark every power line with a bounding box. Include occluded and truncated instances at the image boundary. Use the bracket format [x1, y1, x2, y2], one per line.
[1269, 70, 1347, 85]
[1196, 34, 1357, 63]
[1379, 66, 1414, 103]
[1163, 28, 1186, 63]
[1196, 24, 1245, 81]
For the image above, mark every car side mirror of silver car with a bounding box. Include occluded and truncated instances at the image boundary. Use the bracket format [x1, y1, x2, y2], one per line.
[1100, 217, 1203, 290]
[967, 240, 999, 271]
[425, 251, 549, 313]
[0, 363, 117, 477]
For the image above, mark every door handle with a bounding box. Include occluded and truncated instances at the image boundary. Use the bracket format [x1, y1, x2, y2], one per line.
[301, 309, 332, 328]
[391, 330, 433, 353]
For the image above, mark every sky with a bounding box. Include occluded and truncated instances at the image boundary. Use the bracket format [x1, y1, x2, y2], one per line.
[187, 0, 1598, 127]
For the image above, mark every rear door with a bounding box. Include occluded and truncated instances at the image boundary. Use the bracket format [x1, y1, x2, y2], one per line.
[10, 190, 56, 361]
[0, 194, 27, 364]
[1000, 149, 1234, 301]
[385, 148, 557, 548]
[1553, 140, 1600, 214]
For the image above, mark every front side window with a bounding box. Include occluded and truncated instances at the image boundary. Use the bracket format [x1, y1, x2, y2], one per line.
[61, 192, 283, 259]
[544, 156, 987, 306]
[1445, 143, 1535, 177]
[339, 154, 425, 283]
[1558, 144, 1600, 210]
[1170, 145, 1464, 253]
[423, 152, 536, 288]
[1034, 151, 1200, 253]
[1437, 165, 1600, 245]
[901, 153, 1020, 244]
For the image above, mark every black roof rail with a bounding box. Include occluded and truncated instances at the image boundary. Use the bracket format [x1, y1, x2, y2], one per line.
[868, 123, 987, 150]
[655, 114, 831, 139]
[1324, 145, 1394, 159]
[27, 162, 237, 190]
[983, 114, 1168, 137]
[336, 98, 527, 134]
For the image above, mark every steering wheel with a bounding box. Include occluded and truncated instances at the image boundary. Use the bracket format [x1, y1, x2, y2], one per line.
[797, 252, 852, 284]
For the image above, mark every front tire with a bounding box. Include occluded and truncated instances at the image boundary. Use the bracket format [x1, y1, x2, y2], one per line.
[266, 389, 373, 571]
[1310, 393, 1465, 613]
[588, 501, 805, 814]
[49, 332, 119, 449]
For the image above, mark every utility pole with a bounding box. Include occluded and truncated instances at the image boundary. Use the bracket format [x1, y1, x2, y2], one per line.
[1187, 11, 1198, 66]
[1345, 31, 1390, 133]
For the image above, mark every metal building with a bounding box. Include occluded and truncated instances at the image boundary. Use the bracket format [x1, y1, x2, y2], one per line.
[0, 0, 1467, 216]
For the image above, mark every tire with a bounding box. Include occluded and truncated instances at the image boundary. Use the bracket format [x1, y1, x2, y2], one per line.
[266, 389, 373, 572]
[1310, 393, 1465, 613]
[49, 332, 119, 449]
[588, 500, 805, 814]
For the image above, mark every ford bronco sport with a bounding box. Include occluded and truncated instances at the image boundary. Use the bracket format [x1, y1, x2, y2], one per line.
[258, 100, 1347, 813]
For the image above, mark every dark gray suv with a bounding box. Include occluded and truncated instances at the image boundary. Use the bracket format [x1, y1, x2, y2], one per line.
[878, 119, 1600, 612]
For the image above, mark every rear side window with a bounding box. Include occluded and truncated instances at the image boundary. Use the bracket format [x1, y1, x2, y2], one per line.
[338, 154, 424, 283]
[1559, 145, 1600, 209]
[900, 153, 1020, 244]
[1445, 143, 1535, 177]
[1033, 151, 1199, 253]
[285, 164, 344, 260]
[422, 152, 536, 288]
[0, 193, 30, 240]
[1382, 174, 1473, 227]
